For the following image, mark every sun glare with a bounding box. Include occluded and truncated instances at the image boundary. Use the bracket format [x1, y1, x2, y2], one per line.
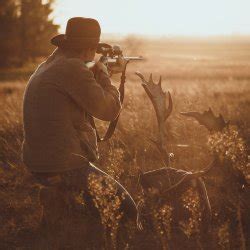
[54, 0, 250, 36]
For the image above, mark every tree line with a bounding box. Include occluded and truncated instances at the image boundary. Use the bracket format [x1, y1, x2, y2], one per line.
[0, 0, 58, 67]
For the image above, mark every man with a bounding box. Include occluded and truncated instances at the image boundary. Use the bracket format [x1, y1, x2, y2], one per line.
[22, 17, 137, 235]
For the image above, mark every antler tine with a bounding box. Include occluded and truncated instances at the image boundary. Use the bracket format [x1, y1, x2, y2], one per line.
[180, 108, 229, 132]
[135, 71, 147, 83]
[158, 76, 162, 87]
[149, 73, 153, 83]
[180, 107, 215, 119]
[166, 91, 173, 120]
[135, 72, 173, 166]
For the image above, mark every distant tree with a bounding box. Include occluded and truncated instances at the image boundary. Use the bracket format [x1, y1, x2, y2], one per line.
[0, 0, 58, 67]
[0, 0, 20, 67]
[19, 0, 59, 62]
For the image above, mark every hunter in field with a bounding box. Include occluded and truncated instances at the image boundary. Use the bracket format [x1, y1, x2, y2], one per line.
[22, 17, 137, 242]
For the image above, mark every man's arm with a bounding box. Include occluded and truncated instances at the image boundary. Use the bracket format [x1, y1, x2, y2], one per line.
[63, 59, 121, 121]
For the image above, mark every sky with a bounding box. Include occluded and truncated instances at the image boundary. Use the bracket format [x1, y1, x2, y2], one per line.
[54, 0, 250, 36]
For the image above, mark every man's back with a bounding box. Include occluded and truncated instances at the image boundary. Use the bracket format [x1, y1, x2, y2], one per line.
[23, 49, 121, 173]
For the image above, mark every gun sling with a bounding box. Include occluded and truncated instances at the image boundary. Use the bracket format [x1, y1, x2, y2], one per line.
[89, 62, 128, 142]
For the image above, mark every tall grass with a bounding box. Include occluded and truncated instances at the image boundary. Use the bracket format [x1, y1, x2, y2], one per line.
[0, 37, 249, 249]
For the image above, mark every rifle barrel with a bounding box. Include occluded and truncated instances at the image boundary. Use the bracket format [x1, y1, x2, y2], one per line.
[85, 56, 144, 68]
[107, 56, 144, 63]
[124, 56, 144, 61]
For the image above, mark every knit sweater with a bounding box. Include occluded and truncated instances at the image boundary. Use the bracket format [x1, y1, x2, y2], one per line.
[22, 49, 121, 173]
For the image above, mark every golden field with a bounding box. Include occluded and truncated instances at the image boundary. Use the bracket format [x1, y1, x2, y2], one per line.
[0, 37, 249, 249]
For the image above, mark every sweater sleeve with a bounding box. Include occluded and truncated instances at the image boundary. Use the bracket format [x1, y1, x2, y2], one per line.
[63, 59, 122, 121]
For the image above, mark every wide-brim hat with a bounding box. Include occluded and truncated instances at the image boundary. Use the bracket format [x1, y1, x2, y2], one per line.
[51, 17, 101, 49]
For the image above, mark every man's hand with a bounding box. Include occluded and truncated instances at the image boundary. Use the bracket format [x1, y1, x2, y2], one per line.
[90, 56, 128, 81]
[108, 56, 128, 75]
[95, 61, 109, 75]
[90, 60, 109, 83]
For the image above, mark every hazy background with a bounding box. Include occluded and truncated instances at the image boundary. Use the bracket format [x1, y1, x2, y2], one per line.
[55, 0, 250, 36]
[0, 1, 250, 249]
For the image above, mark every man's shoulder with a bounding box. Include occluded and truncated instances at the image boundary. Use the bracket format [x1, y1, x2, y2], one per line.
[53, 58, 93, 81]
[39, 56, 90, 80]
[30, 55, 94, 89]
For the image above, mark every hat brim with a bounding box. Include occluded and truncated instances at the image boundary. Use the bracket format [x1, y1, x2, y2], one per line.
[51, 34, 100, 48]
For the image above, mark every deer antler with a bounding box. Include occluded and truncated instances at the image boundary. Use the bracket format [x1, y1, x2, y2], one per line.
[180, 108, 229, 132]
[135, 71, 173, 165]
[136, 73, 216, 203]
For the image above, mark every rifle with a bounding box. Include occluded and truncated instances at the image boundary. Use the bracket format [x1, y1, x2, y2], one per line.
[86, 43, 143, 68]
[88, 43, 144, 142]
